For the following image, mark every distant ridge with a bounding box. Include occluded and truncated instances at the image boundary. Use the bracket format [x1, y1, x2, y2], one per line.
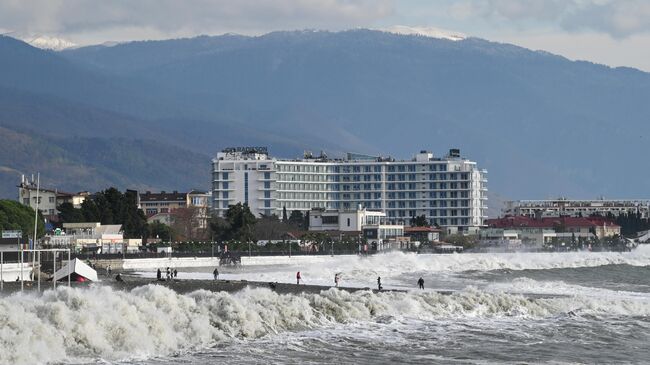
[0, 29, 648, 201]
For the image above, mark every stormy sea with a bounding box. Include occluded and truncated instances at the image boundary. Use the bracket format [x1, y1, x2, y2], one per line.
[2, 245, 650, 364]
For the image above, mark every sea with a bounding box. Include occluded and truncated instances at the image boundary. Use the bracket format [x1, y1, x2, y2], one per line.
[2, 245, 650, 364]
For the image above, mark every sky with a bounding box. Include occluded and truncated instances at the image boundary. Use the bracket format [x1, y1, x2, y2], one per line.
[1, 0, 650, 71]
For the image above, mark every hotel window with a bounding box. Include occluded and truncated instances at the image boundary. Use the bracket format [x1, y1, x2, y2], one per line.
[408, 165, 416, 172]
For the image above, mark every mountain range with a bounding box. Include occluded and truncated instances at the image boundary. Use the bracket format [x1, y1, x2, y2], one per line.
[1, 29, 649, 212]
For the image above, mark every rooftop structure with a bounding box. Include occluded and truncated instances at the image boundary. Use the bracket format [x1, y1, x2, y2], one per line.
[18, 175, 89, 221]
[212, 147, 488, 232]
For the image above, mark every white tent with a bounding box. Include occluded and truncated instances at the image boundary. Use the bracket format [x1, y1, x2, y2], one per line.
[52, 258, 98, 282]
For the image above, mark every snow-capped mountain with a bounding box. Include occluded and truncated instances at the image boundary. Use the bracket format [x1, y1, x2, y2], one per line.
[26, 35, 77, 50]
[380, 25, 466, 41]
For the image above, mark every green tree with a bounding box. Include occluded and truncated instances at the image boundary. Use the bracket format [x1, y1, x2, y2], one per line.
[148, 221, 172, 241]
[289, 210, 304, 228]
[0, 199, 45, 239]
[57, 202, 84, 223]
[410, 214, 429, 227]
[210, 203, 256, 243]
[80, 198, 100, 222]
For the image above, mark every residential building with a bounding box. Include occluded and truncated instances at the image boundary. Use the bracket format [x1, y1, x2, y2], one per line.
[18, 175, 89, 221]
[212, 147, 487, 232]
[139, 191, 187, 216]
[484, 216, 621, 245]
[504, 198, 650, 219]
[139, 190, 211, 230]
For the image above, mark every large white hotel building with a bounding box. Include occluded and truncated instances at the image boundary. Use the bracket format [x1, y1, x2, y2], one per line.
[212, 147, 488, 232]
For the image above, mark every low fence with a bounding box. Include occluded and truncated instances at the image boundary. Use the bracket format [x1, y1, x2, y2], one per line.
[70, 249, 364, 261]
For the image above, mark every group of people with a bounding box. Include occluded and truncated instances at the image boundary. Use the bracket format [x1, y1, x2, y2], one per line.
[156, 267, 178, 281]
[293, 271, 425, 291]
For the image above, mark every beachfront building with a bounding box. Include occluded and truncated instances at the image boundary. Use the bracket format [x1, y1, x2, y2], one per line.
[212, 147, 488, 233]
[139, 190, 211, 229]
[43, 222, 141, 253]
[504, 198, 650, 219]
[484, 216, 621, 246]
[18, 175, 89, 221]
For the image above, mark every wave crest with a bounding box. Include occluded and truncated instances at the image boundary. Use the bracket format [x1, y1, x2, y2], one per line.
[1, 284, 648, 364]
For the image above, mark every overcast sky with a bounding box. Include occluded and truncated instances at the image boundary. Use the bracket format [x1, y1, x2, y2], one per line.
[2, 0, 650, 71]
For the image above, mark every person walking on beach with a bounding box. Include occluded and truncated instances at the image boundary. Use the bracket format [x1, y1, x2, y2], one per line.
[296, 271, 302, 285]
[156, 268, 162, 281]
[213, 267, 219, 280]
[417, 277, 424, 290]
[173, 269, 178, 279]
[377, 276, 382, 291]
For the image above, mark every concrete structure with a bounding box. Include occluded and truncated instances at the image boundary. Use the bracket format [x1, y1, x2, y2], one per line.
[212, 147, 487, 232]
[43, 222, 140, 253]
[504, 198, 650, 219]
[18, 175, 89, 221]
[307, 207, 404, 251]
[309, 207, 386, 232]
[485, 216, 621, 246]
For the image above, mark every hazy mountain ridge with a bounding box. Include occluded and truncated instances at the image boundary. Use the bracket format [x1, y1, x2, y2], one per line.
[2, 30, 650, 201]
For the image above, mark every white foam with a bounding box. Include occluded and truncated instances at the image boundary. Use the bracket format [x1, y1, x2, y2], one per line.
[144, 246, 650, 289]
[1, 283, 649, 364]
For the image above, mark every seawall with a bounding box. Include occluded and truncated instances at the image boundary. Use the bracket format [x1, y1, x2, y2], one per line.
[92, 254, 358, 270]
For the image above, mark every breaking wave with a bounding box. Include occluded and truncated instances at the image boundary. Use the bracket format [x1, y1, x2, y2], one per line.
[187, 245, 650, 287]
[1, 283, 649, 365]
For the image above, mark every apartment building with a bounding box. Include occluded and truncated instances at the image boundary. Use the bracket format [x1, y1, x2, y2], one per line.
[212, 147, 487, 232]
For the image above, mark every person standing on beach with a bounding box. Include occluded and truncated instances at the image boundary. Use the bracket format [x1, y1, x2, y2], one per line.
[213, 268, 219, 280]
[107, 265, 112, 276]
[173, 269, 178, 279]
[417, 277, 424, 290]
[156, 268, 162, 281]
[166, 267, 171, 280]
[377, 276, 382, 291]
[334, 273, 340, 287]
[296, 271, 302, 285]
